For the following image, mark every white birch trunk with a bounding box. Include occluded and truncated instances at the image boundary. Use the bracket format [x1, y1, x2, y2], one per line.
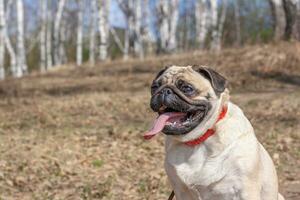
[0, 0, 5, 79]
[210, 0, 219, 51]
[3, 0, 17, 77]
[16, 0, 27, 76]
[76, 0, 83, 66]
[40, 0, 47, 72]
[124, 28, 129, 60]
[5, 35, 17, 77]
[142, 0, 154, 54]
[54, 0, 67, 66]
[126, 0, 134, 59]
[46, 0, 53, 69]
[168, 0, 179, 51]
[269, 0, 286, 40]
[117, 0, 132, 60]
[196, 0, 209, 49]
[59, 16, 67, 64]
[158, 0, 169, 51]
[110, 27, 124, 53]
[134, 0, 144, 59]
[89, 0, 97, 66]
[216, 0, 227, 51]
[234, 0, 241, 46]
[292, 0, 300, 40]
[98, 0, 110, 61]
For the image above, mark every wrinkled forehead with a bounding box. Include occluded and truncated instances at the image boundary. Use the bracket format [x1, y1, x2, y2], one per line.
[159, 66, 205, 85]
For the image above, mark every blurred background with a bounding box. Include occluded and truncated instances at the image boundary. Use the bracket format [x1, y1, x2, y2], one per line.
[0, 0, 299, 200]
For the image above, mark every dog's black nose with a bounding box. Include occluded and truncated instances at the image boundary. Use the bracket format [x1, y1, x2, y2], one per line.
[162, 88, 173, 96]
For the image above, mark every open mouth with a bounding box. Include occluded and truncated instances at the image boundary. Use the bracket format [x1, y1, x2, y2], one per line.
[144, 104, 206, 139]
[159, 105, 205, 129]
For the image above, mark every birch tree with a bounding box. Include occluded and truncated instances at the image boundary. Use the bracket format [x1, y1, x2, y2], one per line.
[89, 0, 97, 66]
[76, 0, 83, 66]
[98, 0, 110, 61]
[269, 0, 287, 40]
[110, 27, 125, 54]
[157, 0, 169, 52]
[0, 0, 5, 79]
[142, 0, 155, 54]
[210, 0, 228, 51]
[118, 0, 134, 60]
[16, 0, 27, 75]
[234, 0, 241, 46]
[3, 0, 17, 77]
[210, 0, 218, 50]
[269, 0, 300, 40]
[59, 15, 67, 64]
[283, 0, 299, 40]
[168, 0, 179, 51]
[46, 0, 53, 69]
[134, 0, 144, 59]
[157, 0, 179, 52]
[293, 0, 300, 40]
[40, 0, 47, 72]
[195, 0, 209, 49]
[54, 0, 67, 66]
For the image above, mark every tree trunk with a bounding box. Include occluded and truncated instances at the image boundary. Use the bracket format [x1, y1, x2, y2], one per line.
[89, 0, 97, 66]
[117, 0, 135, 60]
[134, 0, 144, 59]
[54, 0, 67, 66]
[217, 0, 228, 48]
[3, 0, 17, 77]
[292, 0, 300, 40]
[110, 27, 125, 53]
[59, 16, 67, 64]
[46, 0, 53, 69]
[40, 0, 47, 72]
[168, 0, 179, 51]
[16, 0, 27, 76]
[158, 0, 169, 52]
[98, 0, 110, 61]
[269, 0, 287, 40]
[196, 0, 209, 49]
[210, 0, 218, 50]
[76, 0, 83, 66]
[120, 0, 131, 60]
[142, 0, 154, 55]
[234, 0, 241, 46]
[0, 0, 5, 79]
[210, 0, 228, 51]
[124, 28, 129, 60]
[283, 0, 298, 40]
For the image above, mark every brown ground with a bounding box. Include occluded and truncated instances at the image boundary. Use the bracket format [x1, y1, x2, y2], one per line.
[0, 42, 299, 200]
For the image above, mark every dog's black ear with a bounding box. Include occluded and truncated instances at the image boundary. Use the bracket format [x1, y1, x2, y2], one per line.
[154, 66, 170, 80]
[192, 66, 227, 95]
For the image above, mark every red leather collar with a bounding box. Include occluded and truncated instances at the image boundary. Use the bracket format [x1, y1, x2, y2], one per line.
[184, 105, 228, 146]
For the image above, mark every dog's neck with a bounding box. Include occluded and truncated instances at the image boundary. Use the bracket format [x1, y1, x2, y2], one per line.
[171, 89, 230, 143]
[183, 105, 228, 146]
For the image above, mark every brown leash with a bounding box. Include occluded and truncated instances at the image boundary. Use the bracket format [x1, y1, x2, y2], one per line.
[168, 190, 175, 200]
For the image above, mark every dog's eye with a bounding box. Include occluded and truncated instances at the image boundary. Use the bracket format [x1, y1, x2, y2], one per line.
[181, 84, 194, 95]
[176, 80, 195, 95]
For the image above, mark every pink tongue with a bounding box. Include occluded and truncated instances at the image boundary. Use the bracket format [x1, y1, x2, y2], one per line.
[144, 112, 186, 140]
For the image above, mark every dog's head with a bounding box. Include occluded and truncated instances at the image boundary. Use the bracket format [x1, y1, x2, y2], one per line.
[145, 65, 229, 142]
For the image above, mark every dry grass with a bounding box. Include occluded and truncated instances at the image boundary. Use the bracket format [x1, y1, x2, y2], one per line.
[0, 42, 299, 200]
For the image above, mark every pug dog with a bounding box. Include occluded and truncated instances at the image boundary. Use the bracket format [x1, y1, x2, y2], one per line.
[144, 65, 284, 200]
